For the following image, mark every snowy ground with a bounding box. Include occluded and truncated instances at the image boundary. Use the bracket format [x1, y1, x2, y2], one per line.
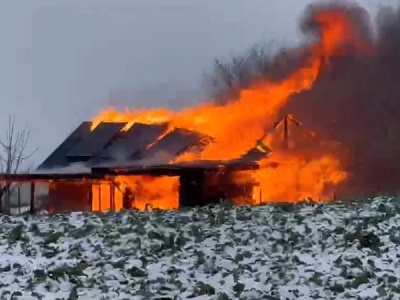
[0, 197, 400, 299]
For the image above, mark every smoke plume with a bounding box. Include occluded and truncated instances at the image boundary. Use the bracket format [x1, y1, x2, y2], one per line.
[91, 0, 400, 201]
[283, 1, 400, 196]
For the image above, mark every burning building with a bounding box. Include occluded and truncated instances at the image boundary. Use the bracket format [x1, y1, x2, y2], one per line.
[1, 119, 275, 213]
[0, 110, 345, 213]
[4, 2, 380, 213]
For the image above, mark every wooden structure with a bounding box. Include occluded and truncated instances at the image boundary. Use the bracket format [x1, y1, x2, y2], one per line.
[0, 118, 278, 213]
[0, 114, 316, 213]
[0, 160, 262, 212]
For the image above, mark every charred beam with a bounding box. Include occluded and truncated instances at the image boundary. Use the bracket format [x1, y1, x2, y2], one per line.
[30, 182, 35, 214]
[91, 161, 260, 177]
[0, 173, 106, 182]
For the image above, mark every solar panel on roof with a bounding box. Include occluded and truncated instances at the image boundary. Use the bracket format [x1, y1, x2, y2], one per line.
[38, 122, 92, 169]
[136, 128, 207, 164]
[66, 122, 126, 159]
[89, 122, 168, 164]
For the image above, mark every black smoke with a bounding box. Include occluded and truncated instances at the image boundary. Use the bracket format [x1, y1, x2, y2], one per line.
[285, 1, 400, 196]
[205, 1, 400, 197]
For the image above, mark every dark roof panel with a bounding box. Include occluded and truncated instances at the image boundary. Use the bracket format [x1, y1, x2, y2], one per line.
[90, 122, 168, 164]
[136, 128, 209, 164]
[67, 122, 126, 158]
[38, 122, 92, 169]
[38, 119, 267, 174]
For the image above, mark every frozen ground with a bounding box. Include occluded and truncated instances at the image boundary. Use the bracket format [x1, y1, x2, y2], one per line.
[0, 197, 400, 299]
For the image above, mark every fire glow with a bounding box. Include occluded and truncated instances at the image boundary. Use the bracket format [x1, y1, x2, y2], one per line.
[89, 4, 374, 211]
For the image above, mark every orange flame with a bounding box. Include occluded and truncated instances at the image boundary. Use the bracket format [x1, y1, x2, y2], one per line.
[90, 9, 370, 210]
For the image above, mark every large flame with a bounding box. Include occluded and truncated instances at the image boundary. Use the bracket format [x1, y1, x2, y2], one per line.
[90, 8, 370, 210]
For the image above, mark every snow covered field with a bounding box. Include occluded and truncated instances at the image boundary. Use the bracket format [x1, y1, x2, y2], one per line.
[0, 197, 400, 299]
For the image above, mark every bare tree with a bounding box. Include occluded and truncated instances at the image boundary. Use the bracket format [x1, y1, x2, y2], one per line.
[0, 116, 37, 212]
[203, 39, 312, 106]
[203, 40, 277, 105]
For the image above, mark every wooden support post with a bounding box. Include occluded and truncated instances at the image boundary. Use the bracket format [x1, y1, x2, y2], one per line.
[98, 185, 101, 211]
[110, 182, 115, 212]
[17, 185, 21, 214]
[88, 184, 93, 212]
[30, 182, 35, 214]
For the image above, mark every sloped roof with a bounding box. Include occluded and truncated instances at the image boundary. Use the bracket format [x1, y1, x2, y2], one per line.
[38, 122, 92, 170]
[135, 128, 210, 163]
[67, 122, 126, 159]
[38, 120, 271, 172]
[38, 121, 215, 170]
[89, 122, 169, 165]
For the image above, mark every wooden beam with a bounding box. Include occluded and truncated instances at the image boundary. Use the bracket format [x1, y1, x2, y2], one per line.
[110, 183, 115, 212]
[17, 186, 21, 214]
[0, 160, 261, 183]
[0, 173, 106, 182]
[91, 161, 260, 176]
[88, 184, 93, 212]
[30, 182, 35, 214]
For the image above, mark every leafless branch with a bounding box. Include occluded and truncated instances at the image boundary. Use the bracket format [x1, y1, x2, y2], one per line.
[0, 116, 37, 212]
[203, 39, 277, 105]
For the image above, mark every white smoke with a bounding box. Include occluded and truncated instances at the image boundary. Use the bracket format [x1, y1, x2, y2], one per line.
[33, 162, 91, 174]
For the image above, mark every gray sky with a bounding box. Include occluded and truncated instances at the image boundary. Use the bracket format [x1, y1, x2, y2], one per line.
[0, 0, 396, 167]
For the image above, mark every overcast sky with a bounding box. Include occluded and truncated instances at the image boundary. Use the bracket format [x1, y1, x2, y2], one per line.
[0, 0, 396, 166]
